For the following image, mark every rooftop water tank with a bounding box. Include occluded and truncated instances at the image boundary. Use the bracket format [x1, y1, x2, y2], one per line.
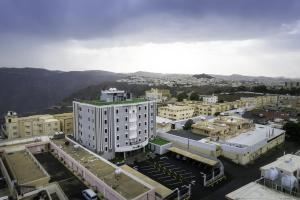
[281, 175, 298, 191]
[265, 167, 279, 181]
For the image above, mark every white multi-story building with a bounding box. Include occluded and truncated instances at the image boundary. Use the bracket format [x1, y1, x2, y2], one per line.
[203, 95, 218, 104]
[73, 95, 156, 160]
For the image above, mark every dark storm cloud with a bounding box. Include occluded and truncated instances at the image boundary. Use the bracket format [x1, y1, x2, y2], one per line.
[1, 0, 300, 42]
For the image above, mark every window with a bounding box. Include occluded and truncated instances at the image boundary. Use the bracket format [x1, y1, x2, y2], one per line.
[145, 106, 147, 110]
[116, 109, 119, 114]
[125, 108, 128, 112]
[105, 138, 108, 142]
[104, 110, 107, 115]
[104, 119, 107, 124]
[116, 118, 119, 123]
[88, 117, 90, 122]
[105, 147, 108, 151]
[145, 122, 147, 125]
[139, 123, 141, 127]
[117, 144, 120, 147]
[117, 136, 119, 140]
[125, 134, 128, 138]
[88, 109, 90, 113]
[139, 130, 141, 135]
[139, 106, 141, 111]
[144, 129, 147, 133]
[116, 127, 119, 131]
[125, 116, 128, 121]
[105, 129, 107, 133]
[138, 115, 141, 119]
[139, 138, 141, 142]
[125, 125, 128, 130]
[151, 113, 154, 116]
[93, 136, 94, 140]
[144, 114, 147, 118]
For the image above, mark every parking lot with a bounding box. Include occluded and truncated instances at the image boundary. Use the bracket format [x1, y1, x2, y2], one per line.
[35, 152, 87, 200]
[131, 152, 224, 199]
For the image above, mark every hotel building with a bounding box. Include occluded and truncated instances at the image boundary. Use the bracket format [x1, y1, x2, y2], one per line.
[73, 89, 156, 160]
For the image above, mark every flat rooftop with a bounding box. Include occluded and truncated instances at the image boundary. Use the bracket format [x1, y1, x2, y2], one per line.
[226, 124, 285, 146]
[5, 150, 47, 185]
[226, 182, 300, 200]
[78, 98, 148, 106]
[120, 165, 172, 199]
[261, 154, 300, 174]
[52, 139, 150, 200]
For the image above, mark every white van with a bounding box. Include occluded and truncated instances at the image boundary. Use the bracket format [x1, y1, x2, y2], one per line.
[82, 189, 97, 200]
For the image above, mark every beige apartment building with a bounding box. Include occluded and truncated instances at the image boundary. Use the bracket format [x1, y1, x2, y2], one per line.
[52, 113, 73, 134]
[241, 95, 278, 108]
[158, 105, 194, 120]
[3, 111, 73, 139]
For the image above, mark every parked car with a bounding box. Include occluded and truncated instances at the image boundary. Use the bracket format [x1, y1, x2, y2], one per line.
[82, 189, 97, 200]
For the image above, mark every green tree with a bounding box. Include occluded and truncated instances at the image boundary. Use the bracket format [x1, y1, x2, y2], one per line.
[283, 122, 300, 142]
[190, 92, 199, 101]
[177, 92, 188, 102]
[183, 119, 194, 130]
[214, 112, 221, 116]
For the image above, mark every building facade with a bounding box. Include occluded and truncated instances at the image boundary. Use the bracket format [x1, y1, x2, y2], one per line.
[241, 95, 278, 108]
[158, 105, 194, 120]
[73, 99, 156, 160]
[3, 111, 61, 139]
[52, 113, 74, 134]
[284, 81, 300, 89]
[202, 95, 218, 104]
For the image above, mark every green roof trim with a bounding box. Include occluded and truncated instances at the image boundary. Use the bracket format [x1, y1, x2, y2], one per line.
[80, 98, 148, 106]
[150, 137, 171, 146]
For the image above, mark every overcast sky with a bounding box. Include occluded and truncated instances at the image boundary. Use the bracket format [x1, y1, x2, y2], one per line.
[1, 0, 300, 77]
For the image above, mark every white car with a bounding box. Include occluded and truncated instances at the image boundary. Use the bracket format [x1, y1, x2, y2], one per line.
[82, 189, 97, 200]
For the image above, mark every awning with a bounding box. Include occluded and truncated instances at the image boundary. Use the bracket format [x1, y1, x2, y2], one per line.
[168, 147, 218, 166]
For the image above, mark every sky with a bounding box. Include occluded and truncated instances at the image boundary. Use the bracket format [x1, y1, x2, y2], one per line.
[1, 0, 300, 77]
